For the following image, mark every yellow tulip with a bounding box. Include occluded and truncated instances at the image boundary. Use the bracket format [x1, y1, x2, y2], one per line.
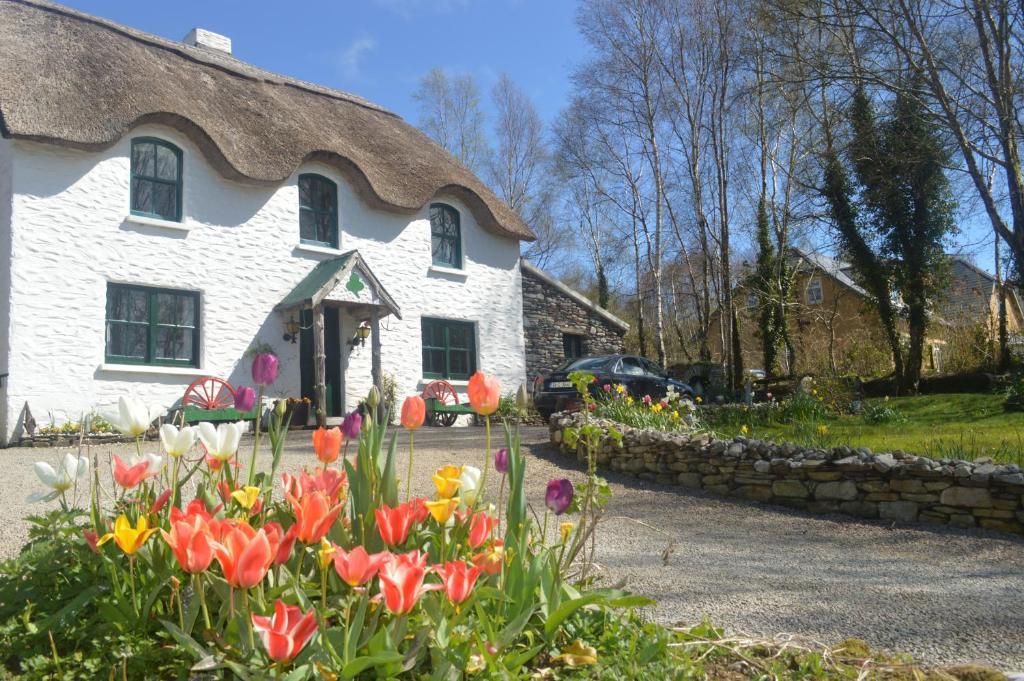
[98, 514, 157, 555]
[230, 486, 261, 510]
[432, 465, 462, 499]
[317, 537, 336, 570]
[425, 497, 460, 524]
[559, 521, 575, 543]
[552, 639, 598, 667]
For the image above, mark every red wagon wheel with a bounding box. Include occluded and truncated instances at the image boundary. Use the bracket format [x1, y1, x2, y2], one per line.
[183, 376, 237, 410]
[422, 380, 459, 427]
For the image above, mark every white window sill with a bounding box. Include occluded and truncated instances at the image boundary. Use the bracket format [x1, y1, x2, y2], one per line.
[99, 363, 208, 377]
[123, 214, 192, 232]
[428, 265, 468, 278]
[295, 243, 344, 256]
[421, 378, 468, 387]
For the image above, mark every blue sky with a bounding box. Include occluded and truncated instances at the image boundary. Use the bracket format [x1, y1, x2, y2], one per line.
[60, 0, 587, 128]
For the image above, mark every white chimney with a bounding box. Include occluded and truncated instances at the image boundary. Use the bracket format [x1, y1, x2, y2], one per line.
[183, 28, 232, 54]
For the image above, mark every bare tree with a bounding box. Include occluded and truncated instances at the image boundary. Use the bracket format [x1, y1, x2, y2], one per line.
[412, 67, 488, 172]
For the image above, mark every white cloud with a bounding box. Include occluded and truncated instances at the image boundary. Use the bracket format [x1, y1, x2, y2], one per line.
[338, 35, 377, 79]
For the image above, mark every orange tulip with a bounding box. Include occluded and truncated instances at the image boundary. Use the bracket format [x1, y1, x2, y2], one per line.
[264, 521, 298, 566]
[286, 491, 343, 544]
[436, 560, 483, 605]
[112, 454, 159, 489]
[374, 502, 417, 546]
[332, 545, 391, 587]
[400, 396, 426, 430]
[472, 539, 505, 576]
[161, 515, 215, 574]
[251, 599, 318, 663]
[282, 467, 347, 501]
[312, 427, 343, 464]
[378, 550, 434, 614]
[212, 522, 276, 588]
[467, 371, 501, 416]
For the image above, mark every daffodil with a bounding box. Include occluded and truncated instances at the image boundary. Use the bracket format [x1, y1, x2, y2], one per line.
[740, 425, 749, 435]
[817, 424, 829, 436]
[559, 521, 575, 543]
[651, 403, 663, 413]
[614, 384, 625, 394]
[425, 497, 460, 525]
[28, 453, 89, 502]
[159, 424, 195, 458]
[98, 514, 157, 555]
[695, 396, 702, 404]
[672, 411, 680, 420]
[104, 396, 165, 438]
[231, 485, 261, 510]
[432, 465, 462, 499]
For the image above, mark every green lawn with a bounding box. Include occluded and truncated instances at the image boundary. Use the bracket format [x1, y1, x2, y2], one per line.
[708, 393, 1024, 465]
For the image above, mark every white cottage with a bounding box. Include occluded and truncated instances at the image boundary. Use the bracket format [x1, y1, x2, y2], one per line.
[0, 0, 535, 444]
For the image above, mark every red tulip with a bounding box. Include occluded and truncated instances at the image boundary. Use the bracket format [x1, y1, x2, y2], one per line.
[436, 560, 483, 605]
[251, 599, 317, 663]
[264, 522, 298, 566]
[332, 545, 390, 587]
[378, 550, 433, 614]
[212, 522, 276, 589]
[312, 427, 342, 464]
[467, 371, 501, 416]
[161, 516, 215, 574]
[112, 454, 159, 489]
[83, 529, 99, 554]
[400, 396, 426, 430]
[408, 497, 431, 524]
[151, 488, 173, 514]
[286, 491, 342, 544]
[466, 512, 497, 549]
[374, 502, 417, 546]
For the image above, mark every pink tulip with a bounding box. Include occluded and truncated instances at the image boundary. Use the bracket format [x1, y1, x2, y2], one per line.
[332, 545, 390, 587]
[437, 560, 483, 605]
[234, 386, 256, 412]
[251, 599, 317, 663]
[251, 352, 279, 386]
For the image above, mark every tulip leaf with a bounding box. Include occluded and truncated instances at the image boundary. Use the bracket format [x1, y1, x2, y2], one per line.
[341, 652, 404, 679]
[34, 584, 100, 632]
[543, 592, 607, 639]
[503, 644, 544, 669]
[161, 619, 209, 659]
[609, 595, 656, 609]
[380, 432, 398, 507]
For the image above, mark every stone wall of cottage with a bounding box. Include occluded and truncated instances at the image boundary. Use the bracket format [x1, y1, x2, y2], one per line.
[522, 268, 625, 385]
[550, 413, 1024, 536]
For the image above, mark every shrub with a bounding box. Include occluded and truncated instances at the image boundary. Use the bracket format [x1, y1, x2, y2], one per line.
[862, 398, 906, 425]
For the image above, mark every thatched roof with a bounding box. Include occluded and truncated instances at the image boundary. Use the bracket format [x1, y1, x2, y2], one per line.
[0, 0, 534, 241]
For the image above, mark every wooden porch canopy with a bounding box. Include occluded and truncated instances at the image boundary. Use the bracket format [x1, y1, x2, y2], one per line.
[276, 250, 401, 425]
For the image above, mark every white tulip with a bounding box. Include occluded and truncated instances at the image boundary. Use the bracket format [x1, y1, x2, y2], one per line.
[105, 396, 165, 437]
[160, 424, 195, 458]
[460, 465, 482, 506]
[29, 453, 89, 502]
[198, 421, 245, 461]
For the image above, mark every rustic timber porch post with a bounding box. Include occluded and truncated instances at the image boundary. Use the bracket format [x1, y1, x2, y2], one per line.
[370, 310, 383, 422]
[313, 304, 327, 427]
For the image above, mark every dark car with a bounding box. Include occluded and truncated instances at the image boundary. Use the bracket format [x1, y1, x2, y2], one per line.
[533, 354, 694, 420]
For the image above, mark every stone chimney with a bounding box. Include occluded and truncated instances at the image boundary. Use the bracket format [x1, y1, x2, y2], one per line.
[183, 28, 231, 54]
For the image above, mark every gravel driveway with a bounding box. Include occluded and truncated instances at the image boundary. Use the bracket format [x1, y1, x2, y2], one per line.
[4, 426, 1023, 669]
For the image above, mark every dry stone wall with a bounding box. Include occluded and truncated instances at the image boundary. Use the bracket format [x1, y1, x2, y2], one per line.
[550, 413, 1024, 536]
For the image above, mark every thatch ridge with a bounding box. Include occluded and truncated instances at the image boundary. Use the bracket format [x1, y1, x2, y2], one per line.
[0, 0, 534, 241]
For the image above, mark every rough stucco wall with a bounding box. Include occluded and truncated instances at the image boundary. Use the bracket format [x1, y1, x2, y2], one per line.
[521, 268, 624, 385]
[0, 139, 11, 444]
[3, 125, 526, 441]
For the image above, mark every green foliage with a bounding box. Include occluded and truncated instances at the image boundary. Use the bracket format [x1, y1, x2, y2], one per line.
[862, 399, 906, 425]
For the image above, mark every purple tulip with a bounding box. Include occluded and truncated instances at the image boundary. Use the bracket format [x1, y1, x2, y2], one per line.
[340, 411, 362, 439]
[545, 478, 574, 515]
[494, 447, 509, 474]
[251, 352, 279, 386]
[234, 386, 256, 412]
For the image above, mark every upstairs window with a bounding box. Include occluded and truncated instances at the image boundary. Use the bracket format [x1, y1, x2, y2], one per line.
[131, 138, 182, 221]
[105, 283, 199, 367]
[299, 174, 339, 248]
[806, 279, 823, 305]
[430, 203, 462, 268]
[422, 317, 476, 380]
[563, 333, 584, 360]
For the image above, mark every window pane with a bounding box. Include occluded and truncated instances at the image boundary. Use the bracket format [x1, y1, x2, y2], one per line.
[316, 213, 335, 244]
[155, 327, 193, 361]
[448, 324, 470, 350]
[424, 348, 445, 375]
[132, 142, 155, 177]
[300, 209, 318, 241]
[157, 293, 194, 326]
[107, 322, 147, 359]
[155, 145, 178, 181]
[432, 235, 456, 266]
[449, 349, 469, 377]
[151, 182, 177, 219]
[108, 288, 148, 322]
[131, 177, 152, 214]
[421, 321, 443, 348]
[299, 178, 312, 208]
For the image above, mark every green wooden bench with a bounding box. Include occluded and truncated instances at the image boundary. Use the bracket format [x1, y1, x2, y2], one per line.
[181, 376, 258, 424]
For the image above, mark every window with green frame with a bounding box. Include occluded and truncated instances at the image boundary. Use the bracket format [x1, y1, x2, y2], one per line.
[130, 138, 183, 221]
[430, 203, 462, 268]
[299, 174, 339, 248]
[105, 284, 200, 367]
[421, 318, 476, 380]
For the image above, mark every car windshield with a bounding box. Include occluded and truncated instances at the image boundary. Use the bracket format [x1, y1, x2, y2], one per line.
[557, 356, 612, 372]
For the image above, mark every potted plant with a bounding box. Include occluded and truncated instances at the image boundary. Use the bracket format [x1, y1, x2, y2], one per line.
[284, 396, 311, 428]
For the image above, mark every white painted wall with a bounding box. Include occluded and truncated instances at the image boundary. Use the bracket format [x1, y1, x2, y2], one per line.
[1, 124, 526, 443]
